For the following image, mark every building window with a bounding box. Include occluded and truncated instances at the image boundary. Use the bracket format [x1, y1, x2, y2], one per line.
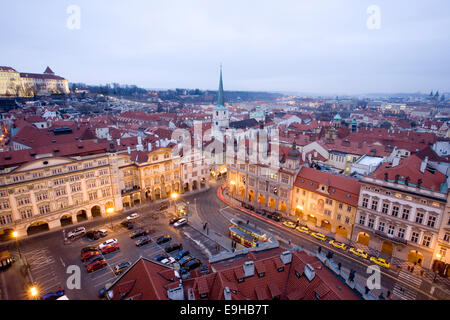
[337, 214, 341, 221]
[338, 203, 343, 210]
[325, 210, 331, 216]
[398, 228, 405, 239]
[362, 198, 369, 208]
[54, 178, 65, 186]
[368, 218, 374, 229]
[392, 206, 399, 217]
[52, 168, 63, 175]
[387, 225, 395, 235]
[359, 215, 366, 225]
[88, 191, 98, 201]
[382, 203, 389, 214]
[325, 199, 333, 205]
[347, 206, 352, 212]
[378, 222, 385, 232]
[444, 233, 450, 242]
[20, 208, 33, 219]
[39, 204, 50, 215]
[371, 200, 378, 211]
[402, 209, 410, 220]
[411, 232, 419, 243]
[415, 212, 424, 224]
[427, 215, 437, 228]
[422, 235, 431, 247]
[345, 217, 350, 224]
[55, 188, 67, 197]
[0, 214, 13, 225]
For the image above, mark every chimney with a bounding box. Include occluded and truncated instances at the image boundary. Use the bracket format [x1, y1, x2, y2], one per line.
[420, 156, 428, 173]
[280, 251, 292, 265]
[304, 264, 315, 281]
[117, 138, 120, 146]
[405, 177, 410, 186]
[384, 173, 389, 181]
[224, 287, 232, 300]
[127, 146, 131, 154]
[243, 261, 255, 278]
[148, 143, 152, 151]
[417, 178, 423, 189]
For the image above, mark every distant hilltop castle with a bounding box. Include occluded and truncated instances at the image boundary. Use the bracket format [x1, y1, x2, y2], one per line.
[0, 66, 69, 97]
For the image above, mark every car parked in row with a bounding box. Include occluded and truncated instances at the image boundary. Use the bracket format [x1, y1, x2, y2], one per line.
[81, 250, 101, 262]
[329, 240, 347, 251]
[173, 218, 187, 228]
[169, 217, 181, 225]
[114, 262, 131, 275]
[182, 258, 202, 272]
[130, 229, 150, 239]
[98, 239, 118, 250]
[175, 249, 190, 261]
[296, 226, 310, 234]
[86, 258, 107, 273]
[156, 235, 171, 245]
[100, 244, 120, 255]
[370, 256, 390, 268]
[349, 247, 368, 259]
[85, 229, 108, 241]
[311, 232, 327, 241]
[121, 221, 134, 230]
[67, 227, 86, 239]
[165, 243, 182, 253]
[136, 236, 152, 247]
[161, 256, 176, 265]
[266, 213, 282, 222]
[178, 256, 193, 266]
[81, 246, 99, 254]
[282, 220, 296, 229]
[154, 253, 169, 262]
[127, 213, 139, 221]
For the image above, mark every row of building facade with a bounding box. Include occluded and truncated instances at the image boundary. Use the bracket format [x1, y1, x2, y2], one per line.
[226, 145, 450, 271]
[0, 140, 210, 238]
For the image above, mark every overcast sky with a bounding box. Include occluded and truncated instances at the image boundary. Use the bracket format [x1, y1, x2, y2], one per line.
[1, 0, 449, 94]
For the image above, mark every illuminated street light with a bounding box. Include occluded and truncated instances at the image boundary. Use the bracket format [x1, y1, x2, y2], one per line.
[12, 230, 22, 260]
[29, 286, 38, 299]
[171, 192, 179, 216]
[106, 207, 114, 229]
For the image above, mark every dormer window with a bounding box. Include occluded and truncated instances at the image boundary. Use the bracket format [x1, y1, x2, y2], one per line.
[237, 277, 244, 283]
[258, 272, 265, 278]
[277, 266, 284, 272]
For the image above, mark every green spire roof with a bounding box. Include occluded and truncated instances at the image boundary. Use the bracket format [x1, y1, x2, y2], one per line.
[215, 65, 227, 110]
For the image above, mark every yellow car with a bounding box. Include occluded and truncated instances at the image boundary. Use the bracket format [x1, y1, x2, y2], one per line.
[283, 221, 296, 229]
[311, 232, 327, 241]
[329, 240, 347, 251]
[349, 247, 368, 259]
[296, 226, 310, 234]
[370, 257, 391, 269]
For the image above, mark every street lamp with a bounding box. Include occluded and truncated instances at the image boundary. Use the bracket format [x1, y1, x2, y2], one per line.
[12, 231, 22, 260]
[29, 285, 39, 300]
[171, 192, 179, 216]
[106, 207, 114, 229]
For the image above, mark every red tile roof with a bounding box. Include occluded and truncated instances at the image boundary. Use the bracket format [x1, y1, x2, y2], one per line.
[107, 248, 358, 300]
[369, 155, 446, 191]
[294, 167, 361, 206]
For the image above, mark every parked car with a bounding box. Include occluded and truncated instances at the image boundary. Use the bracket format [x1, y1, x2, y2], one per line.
[100, 244, 120, 255]
[156, 235, 172, 245]
[169, 217, 182, 225]
[67, 227, 86, 239]
[97, 229, 108, 237]
[329, 240, 347, 251]
[81, 250, 101, 262]
[161, 257, 176, 265]
[98, 239, 118, 250]
[175, 249, 190, 261]
[242, 203, 254, 211]
[349, 247, 368, 259]
[85, 231, 101, 241]
[165, 243, 182, 253]
[282, 221, 296, 229]
[121, 221, 134, 230]
[114, 262, 131, 275]
[173, 218, 188, 228]
[154, 253, 169, 262]
[86, 258, 107, 273]
[84, 255, 104, 265]
[255, 209, 265, 215]
[296, 226, 310, 234]
[81, 246, 99, 254]
[311, 232, 327, 241]
[158, 203, 169, 211]
[267, 213, 282, 222]
[41, 288, 65, 300]
[370, 257, 391, 268]
[135, 236, 152, 247]
[130, 229, 149, 239]
[178, 256, 193, 266]
[184, 258, 201, 271]
[126, 213, 139, 220]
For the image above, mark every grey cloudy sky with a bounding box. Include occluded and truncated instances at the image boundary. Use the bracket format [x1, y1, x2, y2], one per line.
[1, 0, 449, 94]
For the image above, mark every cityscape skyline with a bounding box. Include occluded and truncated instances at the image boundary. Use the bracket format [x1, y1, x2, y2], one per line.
[1, 0, 449, 94]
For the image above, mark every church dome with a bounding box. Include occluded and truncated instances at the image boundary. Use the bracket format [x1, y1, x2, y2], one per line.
[287, 147, 300, 159]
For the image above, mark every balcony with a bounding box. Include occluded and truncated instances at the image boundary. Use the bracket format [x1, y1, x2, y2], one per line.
[121, 185, 141, 195]
[375, 230, 408, 245]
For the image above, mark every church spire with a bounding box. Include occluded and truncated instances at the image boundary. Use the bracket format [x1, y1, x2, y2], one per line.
[217, 64, 225, 108]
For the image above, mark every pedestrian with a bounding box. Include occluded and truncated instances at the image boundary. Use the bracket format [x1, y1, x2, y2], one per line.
[247, 220, 249, 225]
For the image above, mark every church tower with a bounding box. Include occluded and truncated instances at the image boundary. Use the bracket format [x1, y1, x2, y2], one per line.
[212, 66, 230, 139]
